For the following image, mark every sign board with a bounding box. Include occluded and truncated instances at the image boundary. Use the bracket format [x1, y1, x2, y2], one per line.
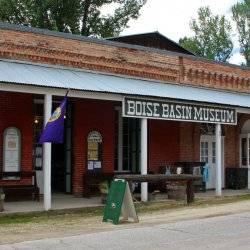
[123, 97, 237, 125]
[103, 179, 138, 224]
[3, 127, 21, 172]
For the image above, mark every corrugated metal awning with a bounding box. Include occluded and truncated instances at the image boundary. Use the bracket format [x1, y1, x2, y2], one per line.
[0, 60, 250, 108]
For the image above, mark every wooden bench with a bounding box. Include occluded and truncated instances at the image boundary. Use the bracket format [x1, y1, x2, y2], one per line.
[0, 171, 40, 201]
[114, 174, 202, 204]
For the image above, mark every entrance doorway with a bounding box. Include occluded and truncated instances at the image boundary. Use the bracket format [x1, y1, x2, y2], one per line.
[240, 119, 250, 168]
[115, 107, 141, 173]
[200, 135, 225, 189]
[51, 102, 73, 193]
[33, 99, 73, 194]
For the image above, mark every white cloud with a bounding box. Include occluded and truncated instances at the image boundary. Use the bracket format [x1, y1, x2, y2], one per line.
[122, 0, 239, 40]
[229, 51, 246, 65]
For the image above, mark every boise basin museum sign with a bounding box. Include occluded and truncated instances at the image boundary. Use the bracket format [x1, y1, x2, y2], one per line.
[123, 97, 237, 125]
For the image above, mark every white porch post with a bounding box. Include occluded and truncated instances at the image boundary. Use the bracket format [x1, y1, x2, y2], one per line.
[140, 118, 148, 202]
[118, 108, 123, 171]
[215, 123, 222, 196]
[43, 94, 52, 210]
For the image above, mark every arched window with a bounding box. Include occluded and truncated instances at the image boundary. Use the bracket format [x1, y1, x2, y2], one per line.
[3, 127, 21, 172]
[240, 120, 250, 167]
[87, 131, 102, 171]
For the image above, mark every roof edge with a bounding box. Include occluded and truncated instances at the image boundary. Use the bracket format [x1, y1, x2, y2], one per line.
[0, 22, 249, 71]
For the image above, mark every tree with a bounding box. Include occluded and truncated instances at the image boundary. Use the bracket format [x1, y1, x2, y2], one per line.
[232, 0, 250, 66]
[179, 6, 233, 62]
[0, 0, 146, 37]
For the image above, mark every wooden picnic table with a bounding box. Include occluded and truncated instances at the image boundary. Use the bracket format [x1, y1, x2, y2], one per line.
[114, 174, 202, 204]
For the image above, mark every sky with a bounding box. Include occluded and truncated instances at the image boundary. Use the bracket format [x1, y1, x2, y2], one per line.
[119, 0, 245, 65]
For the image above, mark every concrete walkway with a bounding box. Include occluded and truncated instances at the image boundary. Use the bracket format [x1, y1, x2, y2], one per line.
[1, 189, 250, 214]
[196, 188, 250, 198]
[2, 193, 102, 214]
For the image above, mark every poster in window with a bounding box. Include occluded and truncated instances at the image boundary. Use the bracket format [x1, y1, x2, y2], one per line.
[88, 150, 98, 161]
[94, 161, 102, 169]
[3, 127, 21, 172]
[87, 131, 102, 171]
[87, 161, 94, 170]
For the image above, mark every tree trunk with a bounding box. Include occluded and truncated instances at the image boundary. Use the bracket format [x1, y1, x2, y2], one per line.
[81, 0, 91, 36]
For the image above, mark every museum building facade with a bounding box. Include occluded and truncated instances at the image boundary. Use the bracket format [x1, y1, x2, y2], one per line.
[0, 23, 249, 209]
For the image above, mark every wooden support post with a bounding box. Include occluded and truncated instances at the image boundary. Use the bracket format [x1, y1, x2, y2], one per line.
[186, 180, 194, 204]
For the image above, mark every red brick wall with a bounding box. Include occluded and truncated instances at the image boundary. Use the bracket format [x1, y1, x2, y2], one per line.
[0, 92, 33, 186]
[179, 122, 200, 162]
[72, 99, 116, 196]
[224, 125, 238, 168]
[0, 28, 249, 94]
[148, 120, 180, 173]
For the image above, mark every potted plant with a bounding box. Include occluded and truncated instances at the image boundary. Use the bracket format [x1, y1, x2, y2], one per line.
[0, 187, 5, 212]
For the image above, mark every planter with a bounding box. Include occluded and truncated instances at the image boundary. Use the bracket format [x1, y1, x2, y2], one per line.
[167, 185, 186, 200]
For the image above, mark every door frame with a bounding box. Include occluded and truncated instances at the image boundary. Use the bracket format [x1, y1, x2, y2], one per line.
[239, 133, 250, 168]
[200, 135, 225, 189]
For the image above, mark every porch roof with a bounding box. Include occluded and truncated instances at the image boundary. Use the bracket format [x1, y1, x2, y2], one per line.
[0, 60, 250, 108]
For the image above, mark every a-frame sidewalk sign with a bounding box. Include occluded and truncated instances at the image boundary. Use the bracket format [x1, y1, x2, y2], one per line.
[103, 179, 139, 225]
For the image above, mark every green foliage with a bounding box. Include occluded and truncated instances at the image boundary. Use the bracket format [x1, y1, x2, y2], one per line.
[179, 6, 233, 62]
[232, 0, 250, 66]
[0, 0, 146, 37]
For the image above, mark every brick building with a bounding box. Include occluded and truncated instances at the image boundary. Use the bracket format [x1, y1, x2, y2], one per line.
[0, 23, 249, 210]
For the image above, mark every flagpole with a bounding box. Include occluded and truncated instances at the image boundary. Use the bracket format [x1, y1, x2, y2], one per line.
[65, 88, 70, 97]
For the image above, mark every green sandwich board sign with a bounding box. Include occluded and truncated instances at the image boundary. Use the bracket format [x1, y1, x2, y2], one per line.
[103, 179, 138, 225]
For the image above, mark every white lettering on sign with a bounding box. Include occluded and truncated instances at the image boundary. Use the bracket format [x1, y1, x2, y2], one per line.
[194, 107, 203, 120]
[147, 102, 153, 116]
[123, 98, 237, 125]
[162, 104, 169, 118]
[127, 100, 135, 115]
[227, 110, 235, 123]
[175, 105, 182, 119]
[153, 103, 160, 117]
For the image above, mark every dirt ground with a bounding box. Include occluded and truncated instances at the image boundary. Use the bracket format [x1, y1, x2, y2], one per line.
[1, 198, 250, 245]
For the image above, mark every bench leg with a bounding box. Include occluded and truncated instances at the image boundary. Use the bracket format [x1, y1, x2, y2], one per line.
[36, 190, 40, 202]
[186, 180, 195, 204]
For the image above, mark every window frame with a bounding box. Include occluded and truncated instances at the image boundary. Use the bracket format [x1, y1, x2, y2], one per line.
[3, 127, 21, 173]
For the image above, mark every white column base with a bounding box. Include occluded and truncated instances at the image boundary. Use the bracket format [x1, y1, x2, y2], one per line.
[43, 142, 51, 210]
[141, 183, 148, 202]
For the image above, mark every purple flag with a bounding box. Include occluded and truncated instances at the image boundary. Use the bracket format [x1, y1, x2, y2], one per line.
[39, 97, 67, 144]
